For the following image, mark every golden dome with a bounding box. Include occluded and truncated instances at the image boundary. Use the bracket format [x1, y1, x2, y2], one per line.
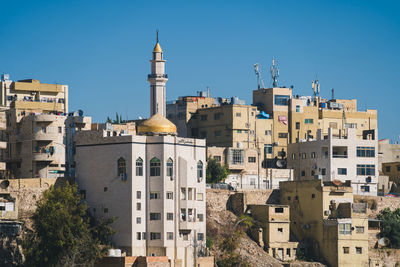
[153, 42, 163, 53]
[137, 113, 177, 135]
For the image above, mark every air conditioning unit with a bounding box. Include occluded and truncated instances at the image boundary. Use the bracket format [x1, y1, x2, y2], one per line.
[313, 164, 318, 169]
[273, 142, 279, 146]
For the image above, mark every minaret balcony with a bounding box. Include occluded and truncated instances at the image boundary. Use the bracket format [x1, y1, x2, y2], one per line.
[148, 74, 168, 79]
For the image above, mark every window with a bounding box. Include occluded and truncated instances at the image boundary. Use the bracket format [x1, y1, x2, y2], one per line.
[296, 122, 300, 129]
[356, 247, 362, 254]
[386, 166, 391, 172]
[291, 153, 295, 160]
[166, 192, 173, 199]
[235, 112, 241, 117]
[300, 153, 307, 159]
[58, 126, 62, 133]
[142, 232, 147, 239]
[345, 123, 357, 129]
[197, 214, 204, 222]
[197, 161, 203, 182]
[338, 168, 347, 175]
[197, 193, 204, 201]
[181, 209, 186, 221]
[200, 115, 207, 121]
[357, 147, 375, 157]
[296, 105, 300, 112]
[137, 191, 141, 199]
[167, 232, 174, 240]
[136, 158, 143, 176]
[137, 203, 141, 210]
[250, 178, 256, 185]
[357, 165, 375, 176]
[321, 168, 326, 175]
[274, 95, 290, 106]
[200, 131, 207, 138]
[150, 213, 161, 220]
[137, 232, 141, 240]
[305, 118, 313, 124]
[265, 130, 272, 136]
[356, 226, 364, 233]
[191, 128, 198, 137]
[150, 192, 160, 199]
[182, 233, 189, 241]
[248, 157, 256, 163]
[339, 223, 351, 235]
[136, 217, 141, 224]
[278, 228, 283, 233]
[264, 144, 272, 154]
[166, 158, 173, 177]
[312, 194, 315, 199]
[237, 129, 242, 133]
[117, 157, 126, 176]
[301, 171, 305, 176]
[214, 130, 221, 137]
[278, 133, 288, 138]
[150, 232, 161, 240]
[361, 186, 370, 192]
[329, 122, 338, 129]
[275, 207, 284, 213]
[104, 208, 108, 213]
[181, 188, 186, 200]
[104, 187, 108, 192]
[229, 149, 244, 164]
[167, 213, 173, 220]
[214, 113, 221, 120]
[213, 156, 221, 162]
[150, 158, 161, 176]
[197, 233, 204, 241]
[343, 247, 349, 254]
[397, 165, 400, 171]
[188, 188, 193, 200]
[311, 152, 316, 158]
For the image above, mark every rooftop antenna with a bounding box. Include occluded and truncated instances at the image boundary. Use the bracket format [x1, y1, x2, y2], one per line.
[312, 78, 320, 96]
[207, 86, 210, 97]
[254, 63, 265, 89]
[331, 88, 335, 100]
[270, 58, 279, 87]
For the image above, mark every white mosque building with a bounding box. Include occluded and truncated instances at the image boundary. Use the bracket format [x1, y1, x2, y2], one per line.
[75, 35, 207, 267]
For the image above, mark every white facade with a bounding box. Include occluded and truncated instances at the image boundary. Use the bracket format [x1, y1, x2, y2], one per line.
[75, 133, 206, 266]
[287, 128, 378, 196]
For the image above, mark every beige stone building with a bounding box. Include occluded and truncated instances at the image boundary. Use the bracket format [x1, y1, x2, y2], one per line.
[0, 74, 91, 179]
[280, 180, 369, 267]
[207, 146, 293, 189]
[75, 37, 207, 267]
[378, 139, 400, 171]
[382, 162, 400, 189]
[287, 128, 379, 196]
[248, 204, 298, 261]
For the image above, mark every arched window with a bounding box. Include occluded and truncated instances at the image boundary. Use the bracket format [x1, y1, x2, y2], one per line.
[166, 158, 173, 177]
[136, 158, 143, 176]
[118, 157, 126, 176]
[150, 158, 161, 176]
[197, 161, 203, 182]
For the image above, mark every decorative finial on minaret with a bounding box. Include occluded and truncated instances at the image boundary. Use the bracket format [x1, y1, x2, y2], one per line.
[156, 29, 159, 43]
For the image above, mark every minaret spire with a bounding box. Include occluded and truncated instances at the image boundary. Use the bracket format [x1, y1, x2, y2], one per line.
[148, 31, 168, 117]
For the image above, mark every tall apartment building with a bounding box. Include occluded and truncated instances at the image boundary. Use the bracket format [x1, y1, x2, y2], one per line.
[280, 180, 369, 267]
[0, 74, 91, 179]
[378, 139, 400, 169]
[253, 86, 377, 161]
[75, 36, 207, 266]
[0, 111, 6, 177]
[287, 128, 378, 196]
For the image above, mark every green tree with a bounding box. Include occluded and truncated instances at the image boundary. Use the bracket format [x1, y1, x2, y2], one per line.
[106, 116, 112, 123]
[216, 215, 253, 267]
[377, 208, 400, 248]
[23, 182, 115, 267]
[115, 112, 120, 124]
[206, 158, 229, 184]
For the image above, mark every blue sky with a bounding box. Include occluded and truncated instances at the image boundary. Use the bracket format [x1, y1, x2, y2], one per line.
[0, 0, 399, 139]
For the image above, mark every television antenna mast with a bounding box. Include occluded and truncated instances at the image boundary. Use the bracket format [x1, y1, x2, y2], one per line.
[270, 58, 279, 87]
[254, 63, 265, 89]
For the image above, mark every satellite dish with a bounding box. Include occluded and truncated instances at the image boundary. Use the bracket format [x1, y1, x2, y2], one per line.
[0, 180, 10, 189]
[378, 237, 390, 247]
[276, 159, 286, 169]
[332, 179, 343, 186]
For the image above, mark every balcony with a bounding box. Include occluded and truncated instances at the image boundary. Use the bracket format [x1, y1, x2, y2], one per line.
[147, 74, 168, 79]
[32, 114, 58, 122]
[32, 132, 60, 141]
[179, 221, 195, 231]
[332, 146, 348, 159]
[11, 101, 64, 112]
[32, 152, 56, 161]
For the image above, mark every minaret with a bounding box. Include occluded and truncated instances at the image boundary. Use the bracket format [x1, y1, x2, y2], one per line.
[148, 30, 168, 117]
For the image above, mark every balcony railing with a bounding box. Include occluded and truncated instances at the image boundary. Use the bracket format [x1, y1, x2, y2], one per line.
[148, 74, 168, 79]
[332, 154, 348, 158]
